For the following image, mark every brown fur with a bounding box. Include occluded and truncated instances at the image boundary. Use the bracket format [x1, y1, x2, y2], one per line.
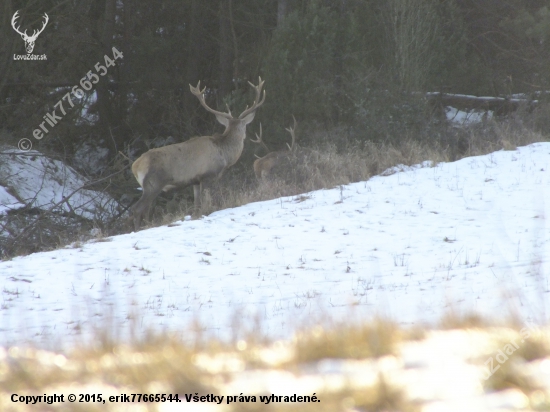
[252, 116, 297, 182]
[253, 151, 289, 180]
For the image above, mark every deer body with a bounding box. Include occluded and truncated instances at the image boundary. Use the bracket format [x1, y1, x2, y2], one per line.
[252, 116, 297, 181]
[253, 150, 290, 181]
[131, 78, 265, 230]
[133, 131, 245, 190]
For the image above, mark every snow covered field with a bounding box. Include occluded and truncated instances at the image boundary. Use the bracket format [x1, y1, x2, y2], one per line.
[1, 143, 549, 347]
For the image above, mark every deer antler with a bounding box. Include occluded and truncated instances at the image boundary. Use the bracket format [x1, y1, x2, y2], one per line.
[189, 81, 233, 120]
[285, 115, 297, 151]
[238, 77, 266, 119]
[250, 123, 269, 157]
[190, 78, 265, 121]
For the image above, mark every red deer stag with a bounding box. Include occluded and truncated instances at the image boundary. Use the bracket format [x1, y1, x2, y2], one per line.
[131, 78, 265, 230]
[252, 116, 297, 181]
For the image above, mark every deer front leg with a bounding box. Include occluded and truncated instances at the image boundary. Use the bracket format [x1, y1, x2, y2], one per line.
[193, 183, 202, 216]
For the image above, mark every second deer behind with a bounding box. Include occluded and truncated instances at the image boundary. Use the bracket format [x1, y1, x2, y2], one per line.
[252, 116, 297, 181]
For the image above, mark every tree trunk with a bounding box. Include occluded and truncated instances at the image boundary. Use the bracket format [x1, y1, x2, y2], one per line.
[333, 0, 347, 124]
[218, 0, 234, 104]
[0, 1, 17, 99]
[94, 0, 117, 153]
[277, 0, 287, 26]
[115, 0, 133, 147]
[185, 0, 206, 132]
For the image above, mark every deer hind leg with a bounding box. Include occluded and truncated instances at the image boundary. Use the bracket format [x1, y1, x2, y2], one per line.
[195, 174, 223, 216]
[132, 183, 163, 231]
[193, 180, 216, 217]
[192, 183, 202, 217]
[132, 192, 153, 231]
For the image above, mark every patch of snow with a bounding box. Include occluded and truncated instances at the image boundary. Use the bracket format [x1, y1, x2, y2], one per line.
[0, 146, 118, 220]
[0, 186, 24, 215]
[446, 106, 492, 125]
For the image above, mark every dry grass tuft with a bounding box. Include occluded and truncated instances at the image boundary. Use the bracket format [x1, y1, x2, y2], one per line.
[293, 319, 400, 363]
[2, 313, 549, 412]
[0, 318, 415, 412]
[439, 311, 492, 330]
[351, 376, 420, 412]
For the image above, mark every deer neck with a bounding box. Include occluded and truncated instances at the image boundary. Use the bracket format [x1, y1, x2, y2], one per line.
[217, 128, 246, 165]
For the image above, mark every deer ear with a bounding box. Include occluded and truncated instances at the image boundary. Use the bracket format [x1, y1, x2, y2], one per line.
[241, 111, 256, 125]
[215, 114, 230, 127]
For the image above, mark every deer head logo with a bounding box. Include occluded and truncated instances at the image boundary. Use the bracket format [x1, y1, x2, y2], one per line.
[11, 11, 49, 54]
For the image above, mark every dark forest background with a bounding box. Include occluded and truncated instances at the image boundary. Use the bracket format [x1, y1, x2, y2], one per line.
[2, 0, 550, 158]
[2, 0, 550, 251]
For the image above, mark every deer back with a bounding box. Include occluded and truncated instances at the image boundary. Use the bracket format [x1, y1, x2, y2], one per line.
[133, 136, 230, 189]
